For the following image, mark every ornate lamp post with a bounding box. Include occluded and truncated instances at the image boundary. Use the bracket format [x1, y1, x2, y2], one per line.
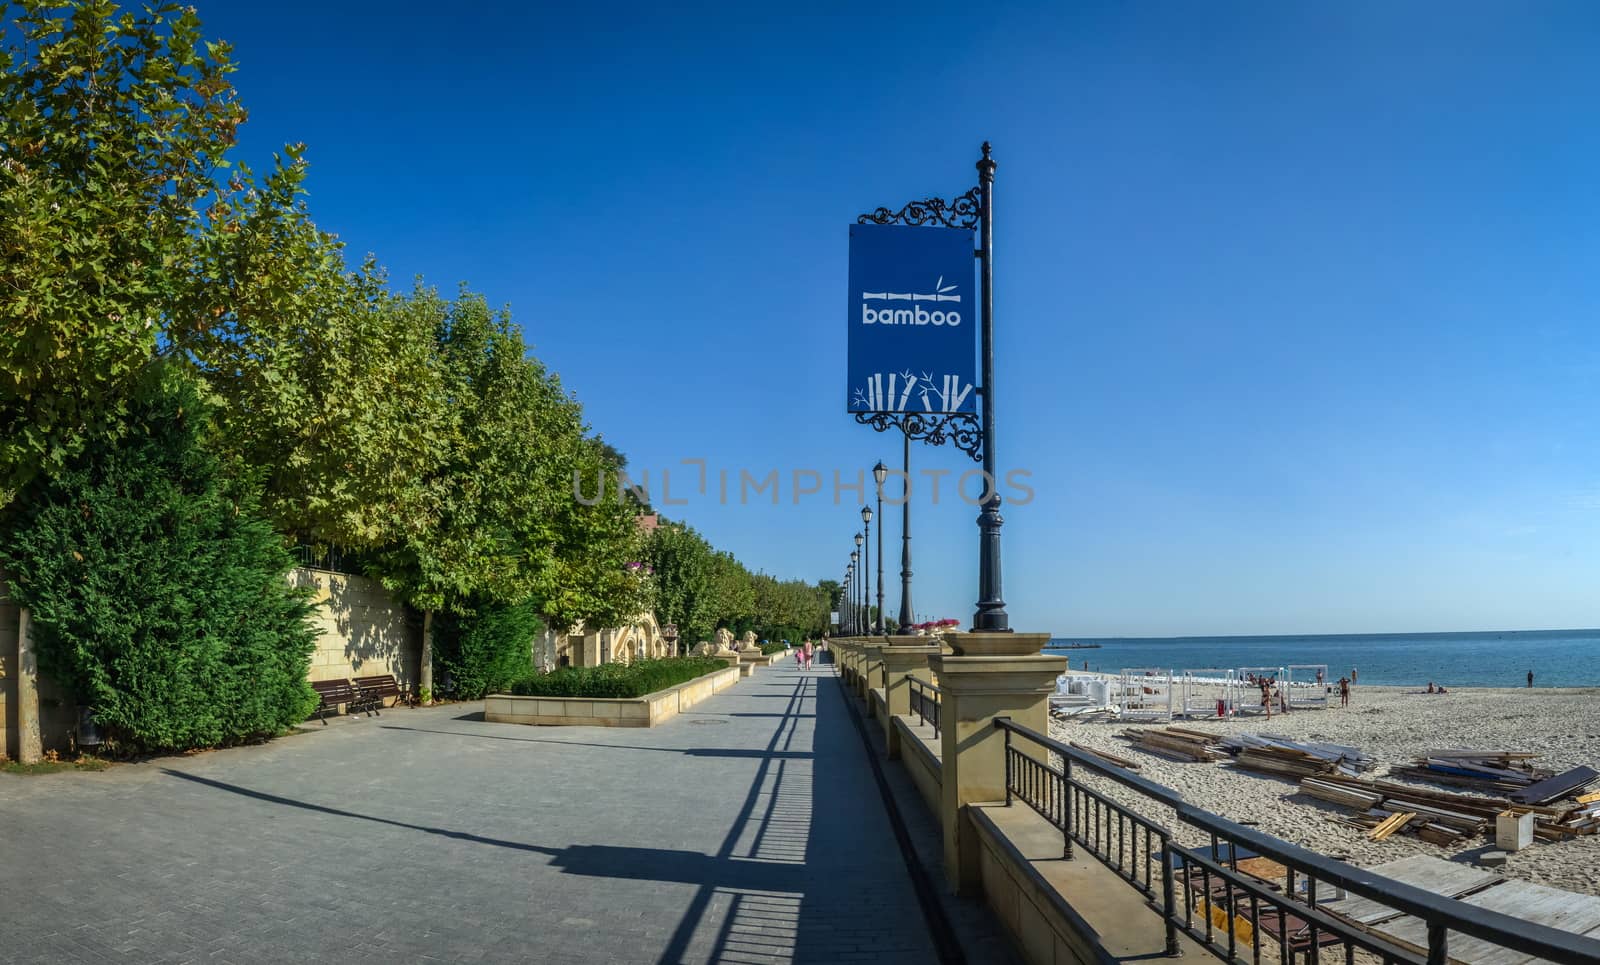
[849, 552, 859, 632]
[871, 462, 887, 633]
[893, 435, 914, 635]
[860, 505, 874, 636]
[851, 143, 1009, 633]
[853, 535, 863, 632]
[972, 144, 1009, 632]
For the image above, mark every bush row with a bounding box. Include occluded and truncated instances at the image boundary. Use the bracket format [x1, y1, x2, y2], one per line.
[760, 641, 789, 655]
[506, 656, 726, 699]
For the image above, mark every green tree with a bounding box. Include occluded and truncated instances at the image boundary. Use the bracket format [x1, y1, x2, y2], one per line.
[0, 366, 318, 752]
[539, 435, 653, 632]
[181, 154, 450, 550]
[432, 600, 542, 700]
[646, 521, 717, 645]
[0, 1, 247, 506]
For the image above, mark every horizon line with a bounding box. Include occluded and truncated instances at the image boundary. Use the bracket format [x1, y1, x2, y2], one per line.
[1046, 625, 1600, 642]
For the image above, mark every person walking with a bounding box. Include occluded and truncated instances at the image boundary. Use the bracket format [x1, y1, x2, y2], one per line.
[1339, 676, 1350, 707]
[1528, 669, 1534, 688]
[803, 640, 813, 670]
[1351, 667, 1358, 685]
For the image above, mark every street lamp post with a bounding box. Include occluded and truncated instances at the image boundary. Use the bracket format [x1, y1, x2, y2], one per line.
[851, 143, 1007, 633]
[871, 463, 886, 634]
[850, 547, 860, 632]
[860, 505, 874, 636]
[895, 433, 914, 634]
[973, 143, 1010, 632]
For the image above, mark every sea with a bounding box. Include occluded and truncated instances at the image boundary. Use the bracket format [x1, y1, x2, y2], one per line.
[1044, 629, 1600, 689]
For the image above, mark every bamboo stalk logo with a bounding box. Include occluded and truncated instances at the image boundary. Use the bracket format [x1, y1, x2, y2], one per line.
[861, 276, 961, 303]
[853, 370, 973, 412]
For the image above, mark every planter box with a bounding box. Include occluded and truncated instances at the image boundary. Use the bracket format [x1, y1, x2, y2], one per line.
[483, 665, 742, 728]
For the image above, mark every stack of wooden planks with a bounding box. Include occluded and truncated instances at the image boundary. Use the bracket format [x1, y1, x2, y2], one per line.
[1392, 748, 1551, 792]
[1119, 726, 1223, 762]
[1300, 773, 1583, 846]
[1367, 811, 1415, 840]
[1069, 741, 1141, 771]
[1218, 733, 1375, 779]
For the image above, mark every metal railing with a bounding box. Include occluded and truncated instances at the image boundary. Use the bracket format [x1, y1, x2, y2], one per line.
[907, 677, 942, 737]
[995, 718, 1600, 965]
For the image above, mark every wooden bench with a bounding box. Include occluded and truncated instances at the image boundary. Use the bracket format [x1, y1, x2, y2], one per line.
[309, 679, 359, 724]
[353, 674, 406, 713]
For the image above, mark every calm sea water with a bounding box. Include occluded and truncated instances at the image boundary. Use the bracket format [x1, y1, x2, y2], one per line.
[1044, 629, 1600, 688]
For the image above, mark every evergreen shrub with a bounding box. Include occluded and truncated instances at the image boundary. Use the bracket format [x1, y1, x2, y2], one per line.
[0, 370, 319, 753]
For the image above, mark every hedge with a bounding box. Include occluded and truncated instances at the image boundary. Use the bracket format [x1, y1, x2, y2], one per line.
[507, 656, 725, 699]
[760, 641, 788, 655]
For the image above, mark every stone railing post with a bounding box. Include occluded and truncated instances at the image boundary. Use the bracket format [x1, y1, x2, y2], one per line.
[932, 631, 1061, 894]
[881, 638, 940, 758]
[860, 638, 886, 702]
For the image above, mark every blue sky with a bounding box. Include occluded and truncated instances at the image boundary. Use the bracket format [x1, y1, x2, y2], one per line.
[198, 1, 1600, 636]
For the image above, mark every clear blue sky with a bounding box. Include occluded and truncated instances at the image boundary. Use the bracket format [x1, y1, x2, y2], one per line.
[198, 0, 1600, 637]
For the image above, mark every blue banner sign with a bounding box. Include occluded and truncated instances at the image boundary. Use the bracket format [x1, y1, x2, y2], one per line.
[847, 223, 977, 414]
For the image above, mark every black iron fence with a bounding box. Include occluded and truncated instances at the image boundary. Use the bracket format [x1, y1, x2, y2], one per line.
[907, 677, 941, 737]
[995, 718, 1600, 965]
[289, 539, 366, 576]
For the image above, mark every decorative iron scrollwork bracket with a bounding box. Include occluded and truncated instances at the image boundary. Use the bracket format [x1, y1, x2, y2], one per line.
[854, 411, 982, 462]
[856, 187, 981, 229]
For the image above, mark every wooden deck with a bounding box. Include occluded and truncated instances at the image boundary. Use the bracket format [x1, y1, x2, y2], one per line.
[1318, 855, 1600, 965]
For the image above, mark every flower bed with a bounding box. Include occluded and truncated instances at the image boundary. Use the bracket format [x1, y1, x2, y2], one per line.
[508, 656, 725, 699]
[486, 659, 742, 728]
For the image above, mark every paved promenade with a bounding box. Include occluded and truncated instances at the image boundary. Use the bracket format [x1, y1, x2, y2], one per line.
[0, 663, 939, 964]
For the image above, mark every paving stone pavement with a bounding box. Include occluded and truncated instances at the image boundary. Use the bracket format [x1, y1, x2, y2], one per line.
[0, 664, 944, 964]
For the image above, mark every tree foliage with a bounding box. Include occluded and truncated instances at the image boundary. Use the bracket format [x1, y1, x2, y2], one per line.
[645, 519, 832, 645]
[0, 367, 318, 752]
[432, 600, 541, 700]
[181, 154, 448, 549]
[0, 1, 245, 505]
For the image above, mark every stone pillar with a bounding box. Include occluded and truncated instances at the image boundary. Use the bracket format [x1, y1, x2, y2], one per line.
[932, 631, 1061, 895]
[881, 639, 940, 758]
[860, 639, 883, 701]
[16, 606, 43, 764]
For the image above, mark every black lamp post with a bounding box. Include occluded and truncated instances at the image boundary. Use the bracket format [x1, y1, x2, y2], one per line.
[849, 550, 859, 632]
[972, 143, 1009, 632]
[871, 462, 887, 633]
[860, 505, 874, 636]
[851, 144, 1008, 633]
[895, 434, 914, 634]
[852, 535, 863, 632]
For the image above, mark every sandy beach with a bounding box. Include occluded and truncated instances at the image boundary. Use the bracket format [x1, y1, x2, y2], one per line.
[1047, 677, 1600, 896]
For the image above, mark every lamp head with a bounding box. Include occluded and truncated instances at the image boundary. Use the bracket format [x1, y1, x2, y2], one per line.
[861, 505, 872, 524]
[873, 461, 888, 485]
[854, 532, 863, 547]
